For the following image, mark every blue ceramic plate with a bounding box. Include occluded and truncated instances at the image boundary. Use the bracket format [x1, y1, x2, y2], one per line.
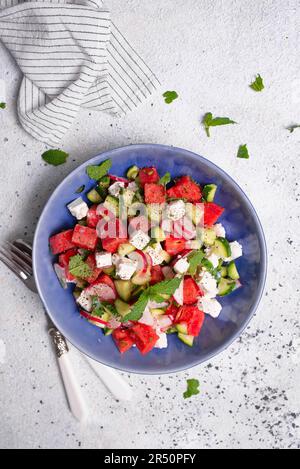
[33, 144, 267, 374]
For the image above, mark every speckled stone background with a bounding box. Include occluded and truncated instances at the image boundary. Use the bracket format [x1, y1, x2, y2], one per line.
[0, 0, 299, 450]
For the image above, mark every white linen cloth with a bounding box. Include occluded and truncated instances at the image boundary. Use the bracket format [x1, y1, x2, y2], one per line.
[0, 0, 160, 146]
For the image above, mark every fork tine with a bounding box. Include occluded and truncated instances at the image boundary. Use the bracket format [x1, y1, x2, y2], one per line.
[0, 246, 32, 276]
[8, 242, 32, 268]
[0, 251, 27, 280]
[14, 239, 33, 256]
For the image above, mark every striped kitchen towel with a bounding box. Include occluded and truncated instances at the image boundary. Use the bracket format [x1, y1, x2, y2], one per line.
[0, 0, 160, 146]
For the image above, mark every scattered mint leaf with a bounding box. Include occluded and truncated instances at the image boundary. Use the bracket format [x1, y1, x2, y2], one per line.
[0, 102, 6, 109]
[159, 172, 171, 186]
[237, 144, 250, 159]
[92, 299, 118, 318]
[163, 91, 178, 104]
[201, 258, 218, 280]
[42, 149, 69, 167]
[86, 159, 112, 181]
[202, 112, 236, 137]
[188, 250, 204, 276]
[287, 124, 300, 133]
[122, 292, 149, 323]
[249, 74, 264, 92]
[184, 379, 200, 399]
[69, 255, 92, 279]
[149, 277, 182, 300]
[75, 185, 85, 194]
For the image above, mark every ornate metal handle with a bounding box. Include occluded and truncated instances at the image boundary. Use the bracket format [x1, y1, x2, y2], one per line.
[49, 328, 69, 358]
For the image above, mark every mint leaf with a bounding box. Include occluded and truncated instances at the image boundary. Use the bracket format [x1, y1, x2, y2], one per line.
[202, 113, 236, 137]
[69, 255, 92, 279]
[149, 277, 182, 299]
[86, 159, 112, 181]
[163, 91, 178, 104]
[159, 172, 171, 186]
[122, 292, 149, 322]
[287, 124, 300, 133]
[188, 250, 204, 276]
[42, 149, 69, 166]
[75, 185, 85, 194]
[0, 102, 6, 110]
[92, 300, 118, 318]
[250, 74, 264, 92]
[183, 379, 200, 399]
[237, 144, 250, 159]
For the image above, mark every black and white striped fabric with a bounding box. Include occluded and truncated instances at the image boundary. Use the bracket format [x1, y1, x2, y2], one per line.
[0, 0, 160, 146]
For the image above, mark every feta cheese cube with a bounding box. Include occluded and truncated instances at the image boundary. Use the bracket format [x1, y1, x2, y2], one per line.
[166, 200, 186, 221]
[206, 253, 219, 268]
[173, 277, 184, 305]
[213, 223, 226, 238]
[95, 252, 112, 268]
[199, 297, 222, 318]
[173, 257, 189, 275]
[225, 241, 243, 262]
[67, 198, 89, 220]
[112, 254, 120, 265]
[130, 230, 150, 250]
[77, 291, 92, 312]
[145, 243, 164, 266]
[155, 332, 168, 349]
[108, 182, 125, 197]
[198, 272, 218, 299]
[116, 258, 137, 280]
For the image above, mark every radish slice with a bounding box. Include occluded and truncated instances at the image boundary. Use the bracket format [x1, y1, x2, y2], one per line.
[157, 315, 173, 332]
[54, 263, 68, 289]
[109, 175, 129, 185]
[173, 218, 196, 240]
[108, 317, 122, 330]
[80, 310, 109, 326]
[162, 266, 175, 279]
[86, 283, 116, 302]
[128, 250, 148, 272]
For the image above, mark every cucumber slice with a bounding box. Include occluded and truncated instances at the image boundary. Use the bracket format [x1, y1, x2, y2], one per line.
[87, 189, 102, 204]
[118, 243, 136, 257]
[152, 226, 166, 242]
[78, 219, 87, 226]
[73, 288, 82, 300]
[178, 333, 194, 347]
[99, 176, 110, 189]
[104, 195, 119, 216]
[203, 184, 217, 202]
[191, 204, 203, 225]
[115, 299, 132, 318]
[114, 280, 133, 302]
[218, 278, 236, 296]
[160, 249, 171, 264]
[102, 266, 115, 275]
[176, 323, 188, 334]
[166, 327, 177, 335]
[202, 228, 217, 246]
[213, 237, 232, 259]
[96, 185, 107, 200]
[150, 308, 166, 316]
[220, 266, 228, 278]
[127, 165, 139, 180]
[228, 261, 240, 280]
[103, 328, 114, 336]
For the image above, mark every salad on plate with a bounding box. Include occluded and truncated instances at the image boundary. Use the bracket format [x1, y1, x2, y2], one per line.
[49, 161, 243, 355]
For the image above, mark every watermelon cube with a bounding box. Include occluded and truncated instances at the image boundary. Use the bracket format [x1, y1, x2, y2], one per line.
[49, 229, 76, 255]
[72, 225, 98, 250]
[144, 183, 166, 204]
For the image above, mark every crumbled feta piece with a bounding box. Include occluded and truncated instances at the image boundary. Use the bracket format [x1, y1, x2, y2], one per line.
[225, 241, 243, 262]
[112, 254, 120, 265]
[206, 253, 219, 268]
[213, 223, 226, 238]
[199, 297, 222, 318]
[115, 258, 137, 280]
[145, 243, 164, 266]
[67, 198, 89, 220]
[166, 200, 186, 221]
[173, 257, 189, 275]
[95, 252, 112, 268]
[108, 181, 125, 197]
[198, 272, 218, 299]
[77, 291, 92, 312]
[139, 306, 155, 327]
[173, 277, 184, 305]
[155, 332, 168, 349]
[120, 188, 135, 207]
[130, 230, 150, 250]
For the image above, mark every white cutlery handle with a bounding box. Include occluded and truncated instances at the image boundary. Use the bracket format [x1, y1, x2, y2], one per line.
[85, 356, 132, 401]
[49, 329, 88, 422]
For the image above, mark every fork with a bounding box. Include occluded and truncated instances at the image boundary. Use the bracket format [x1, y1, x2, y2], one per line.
[0, 239, 132, 416]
